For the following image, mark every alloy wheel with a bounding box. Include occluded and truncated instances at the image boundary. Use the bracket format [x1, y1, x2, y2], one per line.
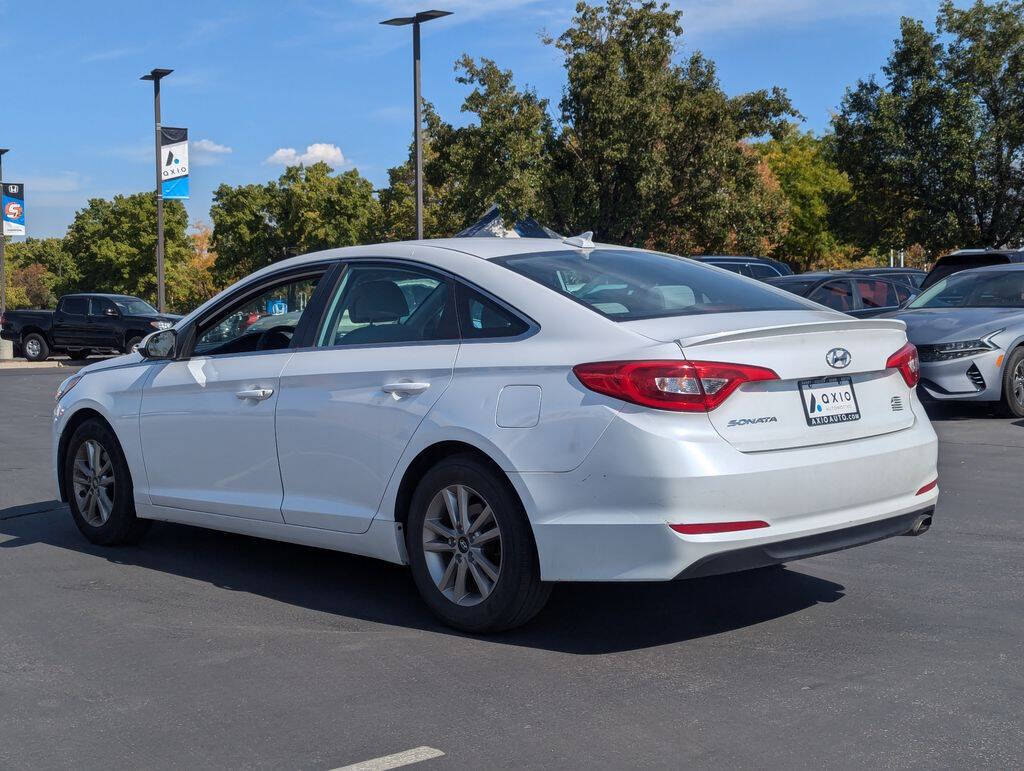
[1014, 360, 1024, 406]
[421, 484, 502, 606]
[72, 439, 115, 527]
[25, 339, 41, 358]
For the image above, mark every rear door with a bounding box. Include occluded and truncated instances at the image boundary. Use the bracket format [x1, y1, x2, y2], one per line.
[52, 297, 88, 347]
[276, 260, 460, 533]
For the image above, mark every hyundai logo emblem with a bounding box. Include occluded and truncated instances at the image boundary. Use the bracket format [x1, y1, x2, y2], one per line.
[826, 347, 851, 369]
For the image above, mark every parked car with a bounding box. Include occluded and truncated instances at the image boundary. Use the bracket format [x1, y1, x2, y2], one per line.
[848, 267, 926, 289]
[767, 272, 916, 317]
[1, 293, 180, 361]
[694, 255, 793, 279]
[921, 248, 1024, 289]
[884, 264, 1024, 416]
[53, 238, 938, 632]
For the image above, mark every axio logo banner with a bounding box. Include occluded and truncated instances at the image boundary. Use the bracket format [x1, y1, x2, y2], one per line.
[160, 126, 189, 199]
[2, 182, 26, 236]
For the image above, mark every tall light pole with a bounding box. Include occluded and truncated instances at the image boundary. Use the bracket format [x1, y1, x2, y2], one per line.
[0, 148, 9, 324]
[140, 68, 173, 312]
[381, 10, 452, 240]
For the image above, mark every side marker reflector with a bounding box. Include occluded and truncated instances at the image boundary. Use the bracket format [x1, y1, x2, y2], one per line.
[916, 479, 938, 495]
[670, 520, 770, 535]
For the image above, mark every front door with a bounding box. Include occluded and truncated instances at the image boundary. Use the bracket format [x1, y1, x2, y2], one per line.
[139, 269, 327, 521]
[87, 297, 121, 349]
[276, 262, 460, 533]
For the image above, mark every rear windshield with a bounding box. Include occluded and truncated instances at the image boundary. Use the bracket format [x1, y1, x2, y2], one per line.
[768, 279, 816, 295]
[494, 249, 810, 321]
[923, 254, 1011, 288]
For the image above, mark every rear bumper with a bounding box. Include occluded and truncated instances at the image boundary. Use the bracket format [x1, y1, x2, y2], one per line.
[676, 507, 933, 579]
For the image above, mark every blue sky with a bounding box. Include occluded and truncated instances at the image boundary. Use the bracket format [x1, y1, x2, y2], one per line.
[1, 0, 948, 238]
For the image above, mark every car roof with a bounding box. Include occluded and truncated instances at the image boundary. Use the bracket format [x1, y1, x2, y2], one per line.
[849, 267, 924, 273]
[64, 293, 140, 300]
[947, 262, 1024, 274]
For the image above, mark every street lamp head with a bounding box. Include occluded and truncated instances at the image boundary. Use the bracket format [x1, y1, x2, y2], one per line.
[140, 68, 174, 81]
[380, 9, 452, 25]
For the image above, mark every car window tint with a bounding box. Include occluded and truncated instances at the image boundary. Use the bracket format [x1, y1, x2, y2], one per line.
[856, 279, 898, 308]
[496, 249, 810, 320]
[195, 274, 322, 356]
[458, 285, 528, 339]
[317, 265, 457, 347]
[894, 284, 913, 305]
[62, 297, 87, 315]
[747, 264, 779, 278]
[88, 298, 114, 316]
[809, 281, 854, 312]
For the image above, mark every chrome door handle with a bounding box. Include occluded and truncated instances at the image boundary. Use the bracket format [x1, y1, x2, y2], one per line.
[381, 381, 430, 396]
[236, 388, 274, 401]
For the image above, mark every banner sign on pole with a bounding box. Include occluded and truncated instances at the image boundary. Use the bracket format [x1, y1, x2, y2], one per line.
[2, 183, 25, 236]
[160, 127, 189, 199]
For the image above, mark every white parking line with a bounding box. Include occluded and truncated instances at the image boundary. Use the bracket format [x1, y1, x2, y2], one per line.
[331, 746, 445, 771]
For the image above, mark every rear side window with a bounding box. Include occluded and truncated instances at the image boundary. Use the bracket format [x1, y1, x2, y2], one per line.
[61, 297, 87, 315]
[747, 263, 780, 279]
[809, 281, 855, 312]
[457, 285, 528, 339]
[855, 279, 898, 309]
[495, 249, 809, 321]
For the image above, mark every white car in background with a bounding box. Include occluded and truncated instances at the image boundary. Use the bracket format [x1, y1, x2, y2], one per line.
[52, 237, 939, 632]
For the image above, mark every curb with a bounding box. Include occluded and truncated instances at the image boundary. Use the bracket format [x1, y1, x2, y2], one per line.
[0, 360, 82, 370]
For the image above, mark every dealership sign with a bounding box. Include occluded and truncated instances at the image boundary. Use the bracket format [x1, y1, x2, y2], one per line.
[160, 126, 189, 199]
[2, 182, 25, 236]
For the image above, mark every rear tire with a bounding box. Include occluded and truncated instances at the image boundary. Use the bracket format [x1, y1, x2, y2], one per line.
[406, 454, 550, 633]
[22, 333, 49, 362]
[997, 347, 1024, 418]
[64, 419, 151, 545]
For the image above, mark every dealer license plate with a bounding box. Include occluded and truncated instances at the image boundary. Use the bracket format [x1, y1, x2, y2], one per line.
[799, 376, 861, 426]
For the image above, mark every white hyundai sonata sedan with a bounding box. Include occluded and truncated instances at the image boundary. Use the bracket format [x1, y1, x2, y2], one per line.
[53, 237, 939, 632]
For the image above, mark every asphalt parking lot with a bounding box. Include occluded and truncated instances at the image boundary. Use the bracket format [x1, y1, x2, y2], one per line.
[1, 367, 1022, 769]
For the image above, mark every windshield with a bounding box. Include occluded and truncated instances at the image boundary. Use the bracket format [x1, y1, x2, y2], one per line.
[908, 270, 1024, 309]
[113, 298, 159, 315]
[495, 249, 811, 321]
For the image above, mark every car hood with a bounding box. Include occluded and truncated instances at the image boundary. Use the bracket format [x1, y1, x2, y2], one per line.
[76, 351, 145, 376]
[883, 307, 1024, 344]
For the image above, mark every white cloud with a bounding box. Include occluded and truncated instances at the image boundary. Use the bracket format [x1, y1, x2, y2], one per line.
[673, 0, 927, 37]
[24, 172, 84, 193]
[82, 46, 142, 63]
[264, 143, 346, 166]
[192, 138, 233, 166]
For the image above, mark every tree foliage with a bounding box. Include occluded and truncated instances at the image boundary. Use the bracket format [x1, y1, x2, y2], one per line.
[832, 0, 1024, 253]
[62, 193, 191, 306]
[210, 162, 379, 284]
[545, 0, 796, 253]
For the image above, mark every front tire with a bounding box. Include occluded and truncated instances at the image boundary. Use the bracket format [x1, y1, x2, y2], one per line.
[406, 455, 550, 633]
[22, 333, 49, 361]
[125, 336, 143, 355]
[998, 347, 1024, 418]
[64, 419, 150, 545]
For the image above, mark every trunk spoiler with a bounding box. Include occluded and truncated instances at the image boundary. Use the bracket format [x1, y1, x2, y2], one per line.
[678, 318, 907, 349]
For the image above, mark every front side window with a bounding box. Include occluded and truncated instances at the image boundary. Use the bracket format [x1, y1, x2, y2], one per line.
[88, 298, 116, 316]
[747, 263, 780, 279]
[809, 281, 855, 312]
[495, 249, 810, 321]
[909, 270, 1024, 309]
[194, 273, 322, 356]
[317, 265, 457, 347]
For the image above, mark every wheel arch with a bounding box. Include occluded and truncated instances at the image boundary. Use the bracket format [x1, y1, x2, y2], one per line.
[57, 408, 117, 502]
[20, 325, 47, 341]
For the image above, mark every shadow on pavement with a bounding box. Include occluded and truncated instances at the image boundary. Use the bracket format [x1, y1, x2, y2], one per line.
[0, 502, 845, 655]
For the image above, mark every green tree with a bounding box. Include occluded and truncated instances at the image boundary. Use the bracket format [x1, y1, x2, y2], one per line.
[759, 125, 855, 269]
[832, 0, 1024, 253]
[6, 236, 78, 299]
[546, 0, 796, 253]
[425, 56, 555, 232]
[62, 193, 190, 306]
[211, 162, 379, 284]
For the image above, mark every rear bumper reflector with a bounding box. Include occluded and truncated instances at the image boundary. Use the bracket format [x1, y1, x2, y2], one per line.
[670, 520, 770, 535]
[916, 479, 938, 495]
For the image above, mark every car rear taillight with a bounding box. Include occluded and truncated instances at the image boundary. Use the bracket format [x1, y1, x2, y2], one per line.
[572, 360, 779, 412]
[670, 520, 770, 534]
[886, 342, 920, 387]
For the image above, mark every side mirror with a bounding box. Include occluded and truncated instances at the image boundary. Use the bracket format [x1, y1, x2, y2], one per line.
[140, 328, 177, 360]
[104, 307, 120, 317]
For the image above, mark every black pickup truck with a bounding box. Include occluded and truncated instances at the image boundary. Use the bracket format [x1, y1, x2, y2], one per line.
[1, 293, 180, 361]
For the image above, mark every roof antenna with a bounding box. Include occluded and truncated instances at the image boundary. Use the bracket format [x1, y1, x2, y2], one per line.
[563, 231, 595, 250]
